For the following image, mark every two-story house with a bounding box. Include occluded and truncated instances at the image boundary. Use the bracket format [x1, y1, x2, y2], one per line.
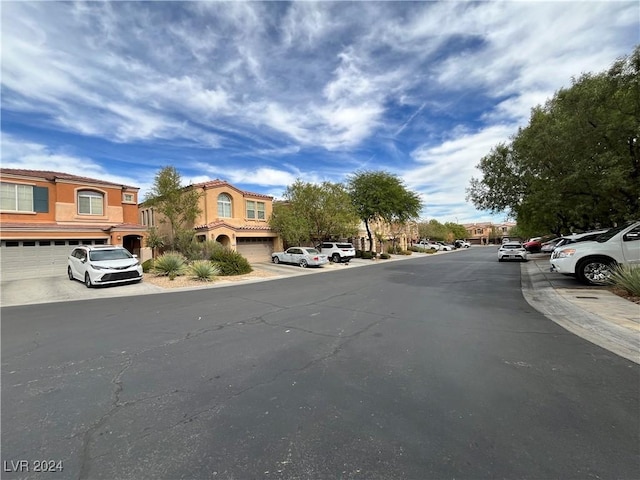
[139, 179, 282, 262]
[464, 221, 516, 245]
[0, 169, 147, 280]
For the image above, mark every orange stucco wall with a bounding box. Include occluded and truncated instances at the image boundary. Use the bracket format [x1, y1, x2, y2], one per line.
[196, 185, 273, 229]
[1, 178, 139, 225]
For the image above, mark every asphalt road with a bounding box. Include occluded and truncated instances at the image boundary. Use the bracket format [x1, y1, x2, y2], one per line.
[2, 248, 638, 479]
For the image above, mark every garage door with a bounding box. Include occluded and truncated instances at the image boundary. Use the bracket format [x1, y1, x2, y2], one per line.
[0, 239, 106, 281]
[236, 237, 274, 263]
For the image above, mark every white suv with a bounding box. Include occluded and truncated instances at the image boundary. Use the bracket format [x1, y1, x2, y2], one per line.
[317, 242, 356, 263]
[550, 221, 640, 285]
[68, 245, 143, 288]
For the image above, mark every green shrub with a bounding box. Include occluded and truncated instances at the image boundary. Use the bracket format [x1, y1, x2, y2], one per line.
[387, 245, 404, 254]
[379, 253, 390, 259]
[609, 265, 640, 296]
[187, 239, 225, 261]
[153, 251, 188, 279]
[400, 250, 412, 255]
[189, 260, 220, 282]
[361, 251, 377, 259]
[210, 248, 253, 276]
[408, 246, 424, 252]
[141, 259, 154, 273]
[355, 250, 363, 258]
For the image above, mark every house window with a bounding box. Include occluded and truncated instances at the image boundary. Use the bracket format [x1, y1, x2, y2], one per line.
[246, 200, 266, 220]
[123, 192, 135, 203]
[78, 190, 104, 215]
[1, 182, 33, 212]
[218, 193, 232, 218]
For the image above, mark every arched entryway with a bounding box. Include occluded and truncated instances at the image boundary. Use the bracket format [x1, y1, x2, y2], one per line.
[215, 234, 231, 248]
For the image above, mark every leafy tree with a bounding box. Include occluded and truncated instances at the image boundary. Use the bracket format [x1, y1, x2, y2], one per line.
[145, 227, 165, 259]
[269, 180, 359, 247]
[467, 46, 640, 234]
[417, 219, 448, 241]
[144, 166, 202, 248]
[270, 201, 311, 247]
[444, 222, 467, 241]
[348, 171, 422, 251]
[416, 220, 466, 242]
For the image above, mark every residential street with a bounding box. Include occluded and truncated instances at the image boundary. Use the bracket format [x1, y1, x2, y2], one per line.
[2, 248, 638, 479]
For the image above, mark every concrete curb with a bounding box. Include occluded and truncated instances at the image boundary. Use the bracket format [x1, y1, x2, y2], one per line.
[520, 260, 640, 364]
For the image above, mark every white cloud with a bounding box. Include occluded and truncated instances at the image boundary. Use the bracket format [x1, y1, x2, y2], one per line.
[2, 1, 637, 222]
[0, 133, 152, 192]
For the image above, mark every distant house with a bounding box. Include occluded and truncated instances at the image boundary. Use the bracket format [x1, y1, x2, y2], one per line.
[353, 219, 418, 253]
[139, 179, 282, 262]
[463, 221, 516, 245]
[0, 169, 146, 280]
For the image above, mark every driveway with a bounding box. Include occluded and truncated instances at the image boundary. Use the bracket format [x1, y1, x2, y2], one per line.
[0, 253, 445, 307]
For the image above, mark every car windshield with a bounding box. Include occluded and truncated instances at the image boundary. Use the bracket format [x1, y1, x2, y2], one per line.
[595, 223, 631, 242]
[89, 249, 133, 261]
[337, 244, 353, 249]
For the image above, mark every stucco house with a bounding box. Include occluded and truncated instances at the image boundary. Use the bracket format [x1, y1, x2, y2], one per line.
[139, 179, 282, 262]
[464, 221, 516, 245]
[0, 169, 146, 280]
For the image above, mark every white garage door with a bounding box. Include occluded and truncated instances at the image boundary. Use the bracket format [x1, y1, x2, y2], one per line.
[0, 239, 107, 281]
[236, 237, 274, 263]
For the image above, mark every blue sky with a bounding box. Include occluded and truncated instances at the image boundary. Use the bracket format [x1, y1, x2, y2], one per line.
[2, 1, 638, 224]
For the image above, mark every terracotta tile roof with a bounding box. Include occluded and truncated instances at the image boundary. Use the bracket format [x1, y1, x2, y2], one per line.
[194, 220, 274, 232]
[0, 168, 138, 190]
[189, 179, 272, 200]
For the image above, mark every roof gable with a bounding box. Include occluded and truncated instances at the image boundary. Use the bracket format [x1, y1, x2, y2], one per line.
[0, 168, 138, 190]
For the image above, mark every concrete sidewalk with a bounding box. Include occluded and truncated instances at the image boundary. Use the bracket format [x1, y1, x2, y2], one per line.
[521, 258, 639, 364]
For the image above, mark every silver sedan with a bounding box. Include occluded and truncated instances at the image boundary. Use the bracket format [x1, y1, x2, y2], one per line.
[272, 247, 329, 268]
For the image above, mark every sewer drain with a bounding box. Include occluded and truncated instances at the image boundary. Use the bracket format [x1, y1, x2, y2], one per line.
[575, 295, 599, 299]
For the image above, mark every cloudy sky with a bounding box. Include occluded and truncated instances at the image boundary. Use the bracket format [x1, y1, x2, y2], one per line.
[2, 1, 638, 223]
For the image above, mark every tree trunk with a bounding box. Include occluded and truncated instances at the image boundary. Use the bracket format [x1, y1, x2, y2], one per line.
[365, 219, 373, 251]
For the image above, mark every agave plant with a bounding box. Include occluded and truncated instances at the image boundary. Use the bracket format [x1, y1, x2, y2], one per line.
[189, 260, 220, 282]
[153, 251, 188, 280]
[609, 265, 640, 297]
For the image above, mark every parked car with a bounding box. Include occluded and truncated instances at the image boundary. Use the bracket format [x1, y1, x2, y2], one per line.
[553, 229, 609, 250]
[523, 237, 543, 252]
[454, 240, 471, 248]
[68, 245, 143, 288]
[550, 221, 640, 285]
[498, 242, 528, 262]
[416, 241, 440, 251]
[316, 242, 356, 263]
[272, 247, 329, 268]
[436, 242, 454, 251]
[540, 238, 562, 253]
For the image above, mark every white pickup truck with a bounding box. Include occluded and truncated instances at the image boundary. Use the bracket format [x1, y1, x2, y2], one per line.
[550, 221, 640, 285]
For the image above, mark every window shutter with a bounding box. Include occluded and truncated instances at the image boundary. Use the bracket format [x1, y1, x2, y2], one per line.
[33, 186, 49, 213]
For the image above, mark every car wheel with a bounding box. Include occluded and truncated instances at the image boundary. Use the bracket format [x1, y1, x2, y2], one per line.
[498, 258, 503, 262]
[576, 257, 615, 286]
[299, 259, 308, 268]
[332, 253, 341, 263]
[68, 266, 74, 281]
[84, 273, 93, 288]
[272, 256, 280, 264]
